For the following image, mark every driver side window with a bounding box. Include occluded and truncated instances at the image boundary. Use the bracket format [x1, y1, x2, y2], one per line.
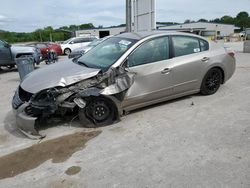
[0, 40, 6, 48]
[128, 36, 169, 67]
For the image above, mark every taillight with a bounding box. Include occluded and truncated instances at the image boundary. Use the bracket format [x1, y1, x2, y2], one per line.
[224, 47, 235, 58]
[228, 51, 235, 58]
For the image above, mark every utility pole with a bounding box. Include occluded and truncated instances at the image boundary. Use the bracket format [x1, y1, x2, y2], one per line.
[39, 31, 42, 42]
[126, 0, 132, 32]
[50, 33, 53, 42]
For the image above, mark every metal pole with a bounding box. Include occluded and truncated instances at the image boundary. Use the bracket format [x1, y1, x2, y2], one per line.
[126, 0, 132, 32]
[50, 33, 53, 42]
[39, 31, 42, 42]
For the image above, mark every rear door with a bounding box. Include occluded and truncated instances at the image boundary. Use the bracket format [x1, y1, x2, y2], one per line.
[80, 38, 95, 47]
[0, 40, 12, 65]
[70, 38, 83, 50]
[122, 36, 175, 109]
[170, 36, 210, 93]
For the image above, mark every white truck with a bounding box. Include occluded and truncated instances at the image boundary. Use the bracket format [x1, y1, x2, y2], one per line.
[0, 40, 42, 69]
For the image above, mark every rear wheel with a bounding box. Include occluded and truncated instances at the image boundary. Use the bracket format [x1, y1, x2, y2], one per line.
[79, 98, 116, 128]
[201, 68, 222, 95]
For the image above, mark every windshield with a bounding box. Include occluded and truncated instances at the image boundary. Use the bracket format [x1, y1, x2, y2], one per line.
[63, 38, 72, 44]
[77, 37, 137, 70]
[88, 39, 102, 47]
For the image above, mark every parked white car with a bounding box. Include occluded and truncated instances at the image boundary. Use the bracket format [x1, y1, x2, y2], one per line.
[60, 36, 98, 55]
[68, 36, 112, 59]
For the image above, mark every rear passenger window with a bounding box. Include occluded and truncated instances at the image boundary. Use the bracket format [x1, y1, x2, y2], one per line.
[200, 39, 209, 51]
[128, 36, 169, 67]
[172, 36, 200, 57]
[79, 38, 89, 42]
[79, 38, 95, 42]
[71, 39, 82, 43]
[87, 38, 96, 42]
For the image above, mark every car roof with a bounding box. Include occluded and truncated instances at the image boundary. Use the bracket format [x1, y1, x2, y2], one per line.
[27, 42, 49, 45]
[73, 36, 97, 39]
[115, 31, 207, 41]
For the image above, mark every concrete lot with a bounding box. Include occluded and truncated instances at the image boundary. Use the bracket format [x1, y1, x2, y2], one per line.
[0, 43, 250, 188]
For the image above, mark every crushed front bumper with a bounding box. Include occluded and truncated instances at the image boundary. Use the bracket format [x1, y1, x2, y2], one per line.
[13, 103, 45, 139]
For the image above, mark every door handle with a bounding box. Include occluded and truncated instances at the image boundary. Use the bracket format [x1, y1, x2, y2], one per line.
[201, 57, 210, 62]
[161, 68, 171, 74]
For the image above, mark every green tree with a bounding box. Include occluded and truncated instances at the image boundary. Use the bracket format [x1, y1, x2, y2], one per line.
[220, 16, 234, 24]
[198, 19, 208, 22]
[211, 18, 221, 23]
[184, 19, 191, 23]
[69, 25, 78, 31]
[236, 11, 249, 19]
[79, 23, 95, 29]
[235, 11, 250, 30]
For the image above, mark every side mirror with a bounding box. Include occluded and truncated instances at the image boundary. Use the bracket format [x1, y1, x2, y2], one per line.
[123, 58, 131, 67]
[123, 58, 131, 72]
[70, 41, 74, 44]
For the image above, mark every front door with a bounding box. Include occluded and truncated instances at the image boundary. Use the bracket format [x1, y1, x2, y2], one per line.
[0, 40, 12, 65]
[122, 36, 174, 110]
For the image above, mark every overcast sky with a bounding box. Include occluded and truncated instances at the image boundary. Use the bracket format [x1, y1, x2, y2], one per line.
[0, 0, 250, 32]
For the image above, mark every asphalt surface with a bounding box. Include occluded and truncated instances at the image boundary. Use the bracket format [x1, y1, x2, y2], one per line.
[0, 42, 249, 188]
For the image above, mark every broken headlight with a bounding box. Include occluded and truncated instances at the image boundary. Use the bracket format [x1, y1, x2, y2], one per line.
[31, 88, 59, 104]
[29, 89, 61, 117]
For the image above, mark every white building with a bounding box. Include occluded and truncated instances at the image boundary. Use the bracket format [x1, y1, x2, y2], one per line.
[159, 22, 239, 37]
[75, 27, 126, 38]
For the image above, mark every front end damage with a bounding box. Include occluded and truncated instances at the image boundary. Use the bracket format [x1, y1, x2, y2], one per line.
[12, 67, 135, 139]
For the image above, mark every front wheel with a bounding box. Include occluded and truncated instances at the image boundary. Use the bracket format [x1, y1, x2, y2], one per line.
[200, 68, 222, 95]
[64, 48, 71, 55]
[79, 98, 116, 128]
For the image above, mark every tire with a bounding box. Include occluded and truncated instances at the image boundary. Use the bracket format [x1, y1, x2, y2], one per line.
[79, 108, 94, 128]
[79, 98, 116, 128]
[201, 68, 222, 95]
[64, 48, 71, 55]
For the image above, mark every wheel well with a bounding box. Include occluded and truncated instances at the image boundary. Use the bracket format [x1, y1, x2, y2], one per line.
[16, 53, 33, 58]
[64, 48, 71, 53]
[212, 67, 225, 84]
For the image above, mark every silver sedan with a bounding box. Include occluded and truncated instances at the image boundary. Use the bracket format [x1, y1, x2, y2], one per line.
[12, 31, 235, 138]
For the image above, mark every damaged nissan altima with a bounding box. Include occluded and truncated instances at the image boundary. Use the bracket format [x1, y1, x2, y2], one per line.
[12, 31, 235, 139]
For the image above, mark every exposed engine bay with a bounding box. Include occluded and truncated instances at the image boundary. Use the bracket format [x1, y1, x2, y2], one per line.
[13, 66, 135, 139]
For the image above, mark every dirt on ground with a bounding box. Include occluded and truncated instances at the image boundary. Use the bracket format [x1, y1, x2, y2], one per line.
[0, 131, 101, 180]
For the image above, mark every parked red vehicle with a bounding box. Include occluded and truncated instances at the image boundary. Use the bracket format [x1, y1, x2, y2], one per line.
[26, 42, 63, 59]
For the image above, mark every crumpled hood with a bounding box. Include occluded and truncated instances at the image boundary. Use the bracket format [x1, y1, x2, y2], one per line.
[21, 61, 101, 93]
